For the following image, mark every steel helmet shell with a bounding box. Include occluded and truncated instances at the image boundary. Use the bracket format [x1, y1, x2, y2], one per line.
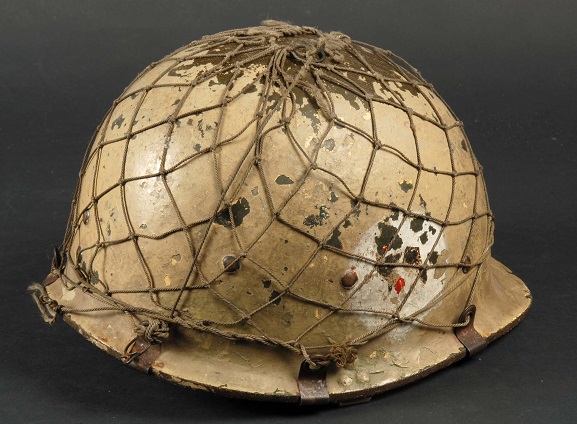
[29, 21, 531, 404]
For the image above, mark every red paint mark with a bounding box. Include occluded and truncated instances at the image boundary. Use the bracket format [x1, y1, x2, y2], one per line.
[394, 277, 405, 294]
[382, 246, 387, 253]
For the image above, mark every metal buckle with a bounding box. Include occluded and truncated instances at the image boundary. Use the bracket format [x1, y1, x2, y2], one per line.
[297, 355, 330, 405]
[455, 305, 487, 357]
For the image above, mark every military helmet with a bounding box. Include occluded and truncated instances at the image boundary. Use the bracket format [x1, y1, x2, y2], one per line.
[29, 21, 531, 405]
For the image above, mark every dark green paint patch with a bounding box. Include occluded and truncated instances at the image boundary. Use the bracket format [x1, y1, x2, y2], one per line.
[269, 290, 282, 305]
[343, 219, 352, 228]
[428, 225, 437, 235]
[197, 119, 205, 138]
[328, 191, 339, 203]
[193, 143, 202, 152]
[90, 270, 100, 286]
[172, 98, 181, 106]
[377, 252, 401, 277]
[262, 279, 271, 289]
[404, 246, 422, 265]
[410, 218, 424, 232]
[214, 197, 251, 229]
[242, 83, 258, 94]
[326, 228, 343, 250]
[333, 84, 362, 110]
[303, 205, 329, 228]
[394, 82, 420, 97]
[419, 269, 428, 283]
[111, 114, 125, 130]
[375, 221, 403, 253]
[168, 62, 197, 76]
[419, 194, 428, 210]
[399, 180, 413, 193]
[266, 92, 283, 114]
[461, 139, 468, 151]
[275, 175, 294, 185]
[298, 95, 322, 131]
[323, 138, 335, 151]
[429, 251, 439, 264]
[420, 232, 429, 244]
[350, 199, 361, 219]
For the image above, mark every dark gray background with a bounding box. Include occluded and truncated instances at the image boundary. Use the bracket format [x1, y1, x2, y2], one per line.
[1, 1, 576, 423]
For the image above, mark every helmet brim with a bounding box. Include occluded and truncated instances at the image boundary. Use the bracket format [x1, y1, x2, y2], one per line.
[45, 256, 530, 403]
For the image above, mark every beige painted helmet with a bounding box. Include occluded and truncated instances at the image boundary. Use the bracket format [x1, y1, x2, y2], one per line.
[29, 21, 531, 405]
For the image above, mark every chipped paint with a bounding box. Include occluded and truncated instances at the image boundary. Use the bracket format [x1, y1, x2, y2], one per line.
[410, 218, 424, 232]
[303, 205, 329, 228]
[346, 211, 448, 329]
[326, 228, 343, 250]
[214, 197, 250, 229]
[269, 290, 282, 306]
[275, 175, 294, 185]
[399, 179, 414, 193]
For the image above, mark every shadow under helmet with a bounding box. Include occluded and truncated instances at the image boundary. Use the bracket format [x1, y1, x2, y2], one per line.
[29, 21, 531, 405]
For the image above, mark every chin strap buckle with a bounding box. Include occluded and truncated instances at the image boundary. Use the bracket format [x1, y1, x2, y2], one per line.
[297, 355, 330, 405]
[28, 274, 61, 324]
[122, 336, 162, 374]
[455, 304, 487, 357]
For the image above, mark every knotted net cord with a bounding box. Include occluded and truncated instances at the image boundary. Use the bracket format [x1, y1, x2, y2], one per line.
[41, 21, 493, 367]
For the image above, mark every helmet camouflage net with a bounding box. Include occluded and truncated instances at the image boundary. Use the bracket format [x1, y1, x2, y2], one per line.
[29, 21, 530, 403]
